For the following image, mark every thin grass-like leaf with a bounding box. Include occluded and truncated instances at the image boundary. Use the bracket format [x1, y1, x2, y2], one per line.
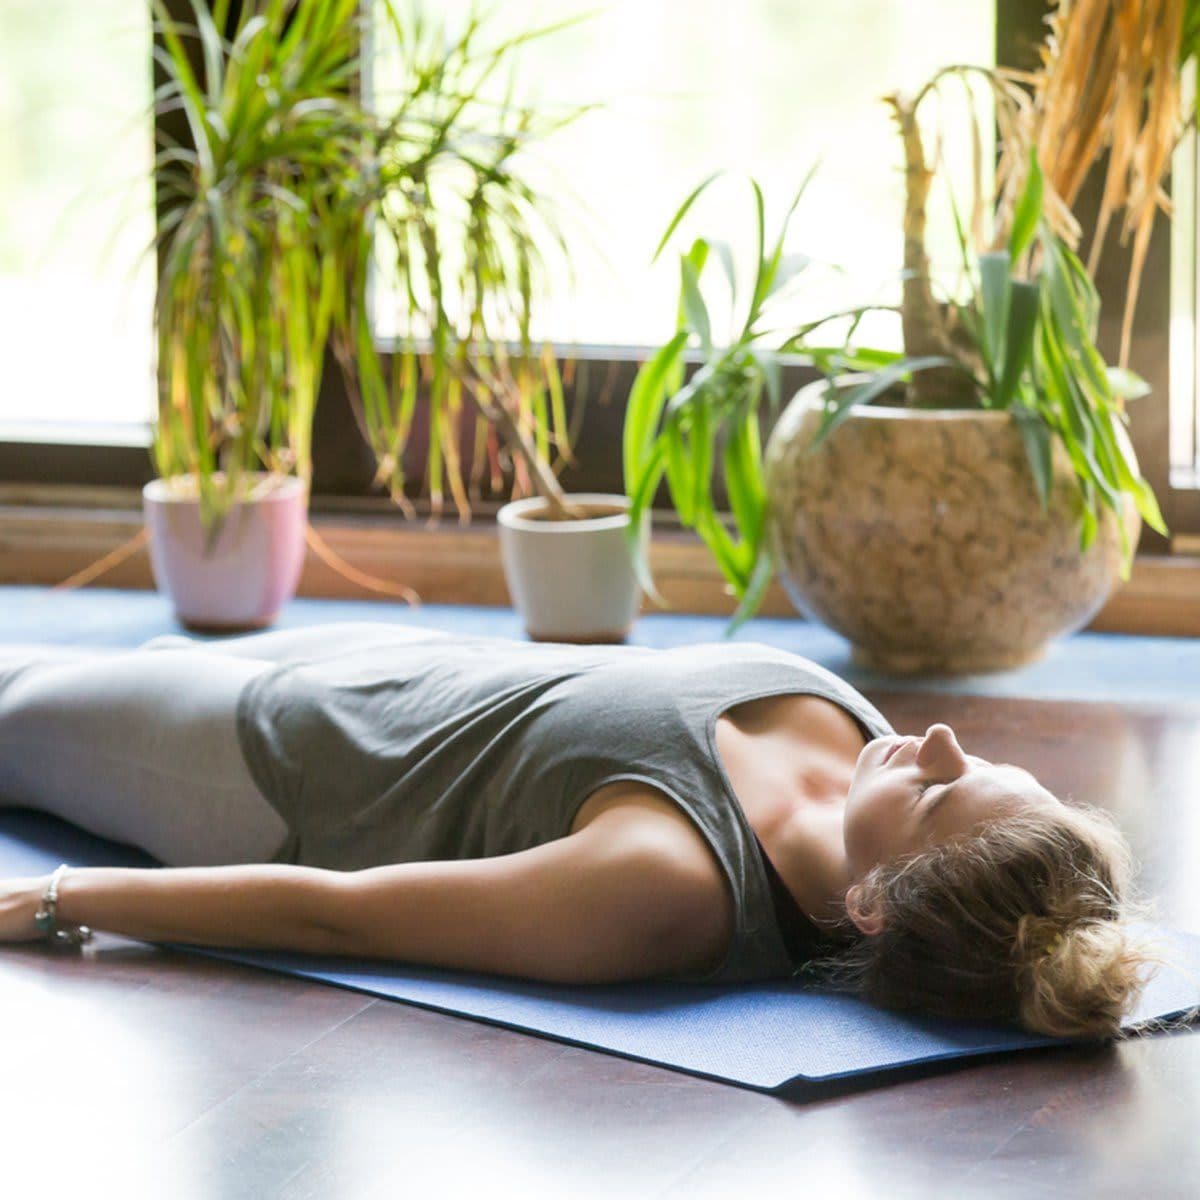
[623, 330, 688, 491]
[994, 278, 1040, 410]
[977, 250, 1012, 383]
[804, 356, 964, 456]
[680, 254, 713, 353]
[1009, 145, 1044, 260]
[623, 439, 671, 606]
[723, 542, 774, 638]
[652, 171, 726, 263]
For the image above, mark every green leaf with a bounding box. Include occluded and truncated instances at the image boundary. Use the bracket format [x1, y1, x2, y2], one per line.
[665, 412, 697, 525]
[652, 171, 725, 263]
[722, 408, 767, 547]
[1106, 367, 1151, 402]
[801, 345, 905, 372]
[664, 361, 714, 421]
[690, 403, 714, 520]
[187, 0, 226, 108]
[978, 250, 1012, 378]
[1091, 403, 1169, 535]
[1036, 318, 1123, 513]
[1010, 406, 1053, 511]
[723, 543, 775, 639]
[623, 330, 688, 491]
[1010, 145, 1044, 260]
[680, 254, 713, 353]
[745, 178, 767, 330]
[710, 239, 738, 314]
[764, 252, 813, 301]
[695, 506, 749, 593]
[1041, 234, 1110, 400]
[758, 163, 817, 308]
[993, 279, 1040, 409]
[803, 356, 964, 457]
[623, 441, 671, 608]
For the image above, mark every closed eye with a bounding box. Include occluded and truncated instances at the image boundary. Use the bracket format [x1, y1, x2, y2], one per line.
[917, 781, 950, 809]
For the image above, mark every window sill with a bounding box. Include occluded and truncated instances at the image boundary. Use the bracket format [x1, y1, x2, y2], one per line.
[0, 484, 1198, 635]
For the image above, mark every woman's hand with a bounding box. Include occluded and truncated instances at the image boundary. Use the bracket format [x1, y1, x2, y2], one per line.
[0, 875, 50, 943]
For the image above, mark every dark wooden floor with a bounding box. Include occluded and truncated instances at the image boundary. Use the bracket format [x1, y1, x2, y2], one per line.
[4, 689, 1200, 1199]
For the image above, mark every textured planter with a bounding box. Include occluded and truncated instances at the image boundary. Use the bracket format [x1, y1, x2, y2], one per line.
[497, 493, 649, 643]
[143, 471, 309, 632]
[763, 378, 1143, 675]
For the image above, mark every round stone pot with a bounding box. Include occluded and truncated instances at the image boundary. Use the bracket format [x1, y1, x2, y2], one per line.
[143, 471, 309, 632]
[496, 493, 649, 643]
[762, 378, 1143, 675]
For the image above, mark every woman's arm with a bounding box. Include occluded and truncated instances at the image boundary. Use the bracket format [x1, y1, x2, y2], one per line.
[2, 863, 350, 954]
[0, 814, 733, 982]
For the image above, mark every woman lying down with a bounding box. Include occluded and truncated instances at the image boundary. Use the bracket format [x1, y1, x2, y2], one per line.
[0, 621, 1162, 1039]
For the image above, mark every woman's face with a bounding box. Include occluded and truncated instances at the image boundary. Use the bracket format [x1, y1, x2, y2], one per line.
[842, 722, 1061, 882]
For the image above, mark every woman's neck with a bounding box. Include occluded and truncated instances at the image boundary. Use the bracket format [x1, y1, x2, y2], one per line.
[759, 780, 856, 932]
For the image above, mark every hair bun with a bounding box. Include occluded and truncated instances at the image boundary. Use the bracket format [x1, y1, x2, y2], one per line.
[1015, 914, 1148, 1039]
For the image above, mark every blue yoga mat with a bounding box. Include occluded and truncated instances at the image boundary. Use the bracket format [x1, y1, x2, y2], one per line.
[3, 808, 1198, 1092]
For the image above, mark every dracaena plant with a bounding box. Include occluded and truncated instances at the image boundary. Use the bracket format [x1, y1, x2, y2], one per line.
[335, 3, 594, 527]
[151, 0, 591, 553]
[622, 169, 820, 638]
[150, 0, 368, 542]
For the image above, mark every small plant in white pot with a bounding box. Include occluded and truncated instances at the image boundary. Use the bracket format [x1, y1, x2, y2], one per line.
[339, 7, 644, 644]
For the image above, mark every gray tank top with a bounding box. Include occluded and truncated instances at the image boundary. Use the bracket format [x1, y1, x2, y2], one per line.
[234, 632, 896, 983]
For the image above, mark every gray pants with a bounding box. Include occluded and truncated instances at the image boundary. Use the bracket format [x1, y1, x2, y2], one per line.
[0, 621, 451, 868]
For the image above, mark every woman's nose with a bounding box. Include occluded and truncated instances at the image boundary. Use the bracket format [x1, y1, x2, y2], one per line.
[924, 722, 958, 745]
[918, 723, 963, 762]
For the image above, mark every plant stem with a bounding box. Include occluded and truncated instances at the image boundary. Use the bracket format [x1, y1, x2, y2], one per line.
[887, 89, 985, 408]
[470, 380, 589, 521]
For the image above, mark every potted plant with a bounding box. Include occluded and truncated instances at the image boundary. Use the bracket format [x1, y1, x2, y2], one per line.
[621, 169, 819, 637]
[340, 5, 646, 644]
[137, 0, 629, 639]
[142, 0, 365, 630]
[625, 2, 1189, 673]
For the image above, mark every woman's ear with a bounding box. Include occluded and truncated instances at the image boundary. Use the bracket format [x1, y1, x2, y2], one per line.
[844, 882, 885, 937]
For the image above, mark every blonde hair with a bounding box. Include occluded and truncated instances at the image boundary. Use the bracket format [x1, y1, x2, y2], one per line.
[803, 798, 1168, 1039]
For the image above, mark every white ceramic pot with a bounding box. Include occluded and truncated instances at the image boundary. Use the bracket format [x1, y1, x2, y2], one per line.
[496, 492, 649, 642]
[142, 471, 309, 631]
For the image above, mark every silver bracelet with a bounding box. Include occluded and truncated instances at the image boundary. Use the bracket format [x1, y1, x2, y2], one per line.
[33, 863, 93, 947]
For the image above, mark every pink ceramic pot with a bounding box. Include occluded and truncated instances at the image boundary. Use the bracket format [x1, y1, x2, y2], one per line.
[142, 471, 309, 631]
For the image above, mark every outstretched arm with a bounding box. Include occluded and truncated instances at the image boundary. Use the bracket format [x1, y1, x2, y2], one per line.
[0, 819, 732, 983]
[1, 863, 351, 956]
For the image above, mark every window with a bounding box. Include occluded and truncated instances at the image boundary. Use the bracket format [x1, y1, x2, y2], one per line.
[370, 0, 994, 353]
[0, 2, 155, 443]
[1171, 61, 1200, 494]
[0, 0, 1180, 553]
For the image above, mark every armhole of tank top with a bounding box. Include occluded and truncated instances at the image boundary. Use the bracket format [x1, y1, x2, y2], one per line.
[699, 678, 886, 971]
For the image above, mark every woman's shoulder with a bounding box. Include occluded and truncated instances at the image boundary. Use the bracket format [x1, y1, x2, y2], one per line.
[569, 780, 736, 965]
